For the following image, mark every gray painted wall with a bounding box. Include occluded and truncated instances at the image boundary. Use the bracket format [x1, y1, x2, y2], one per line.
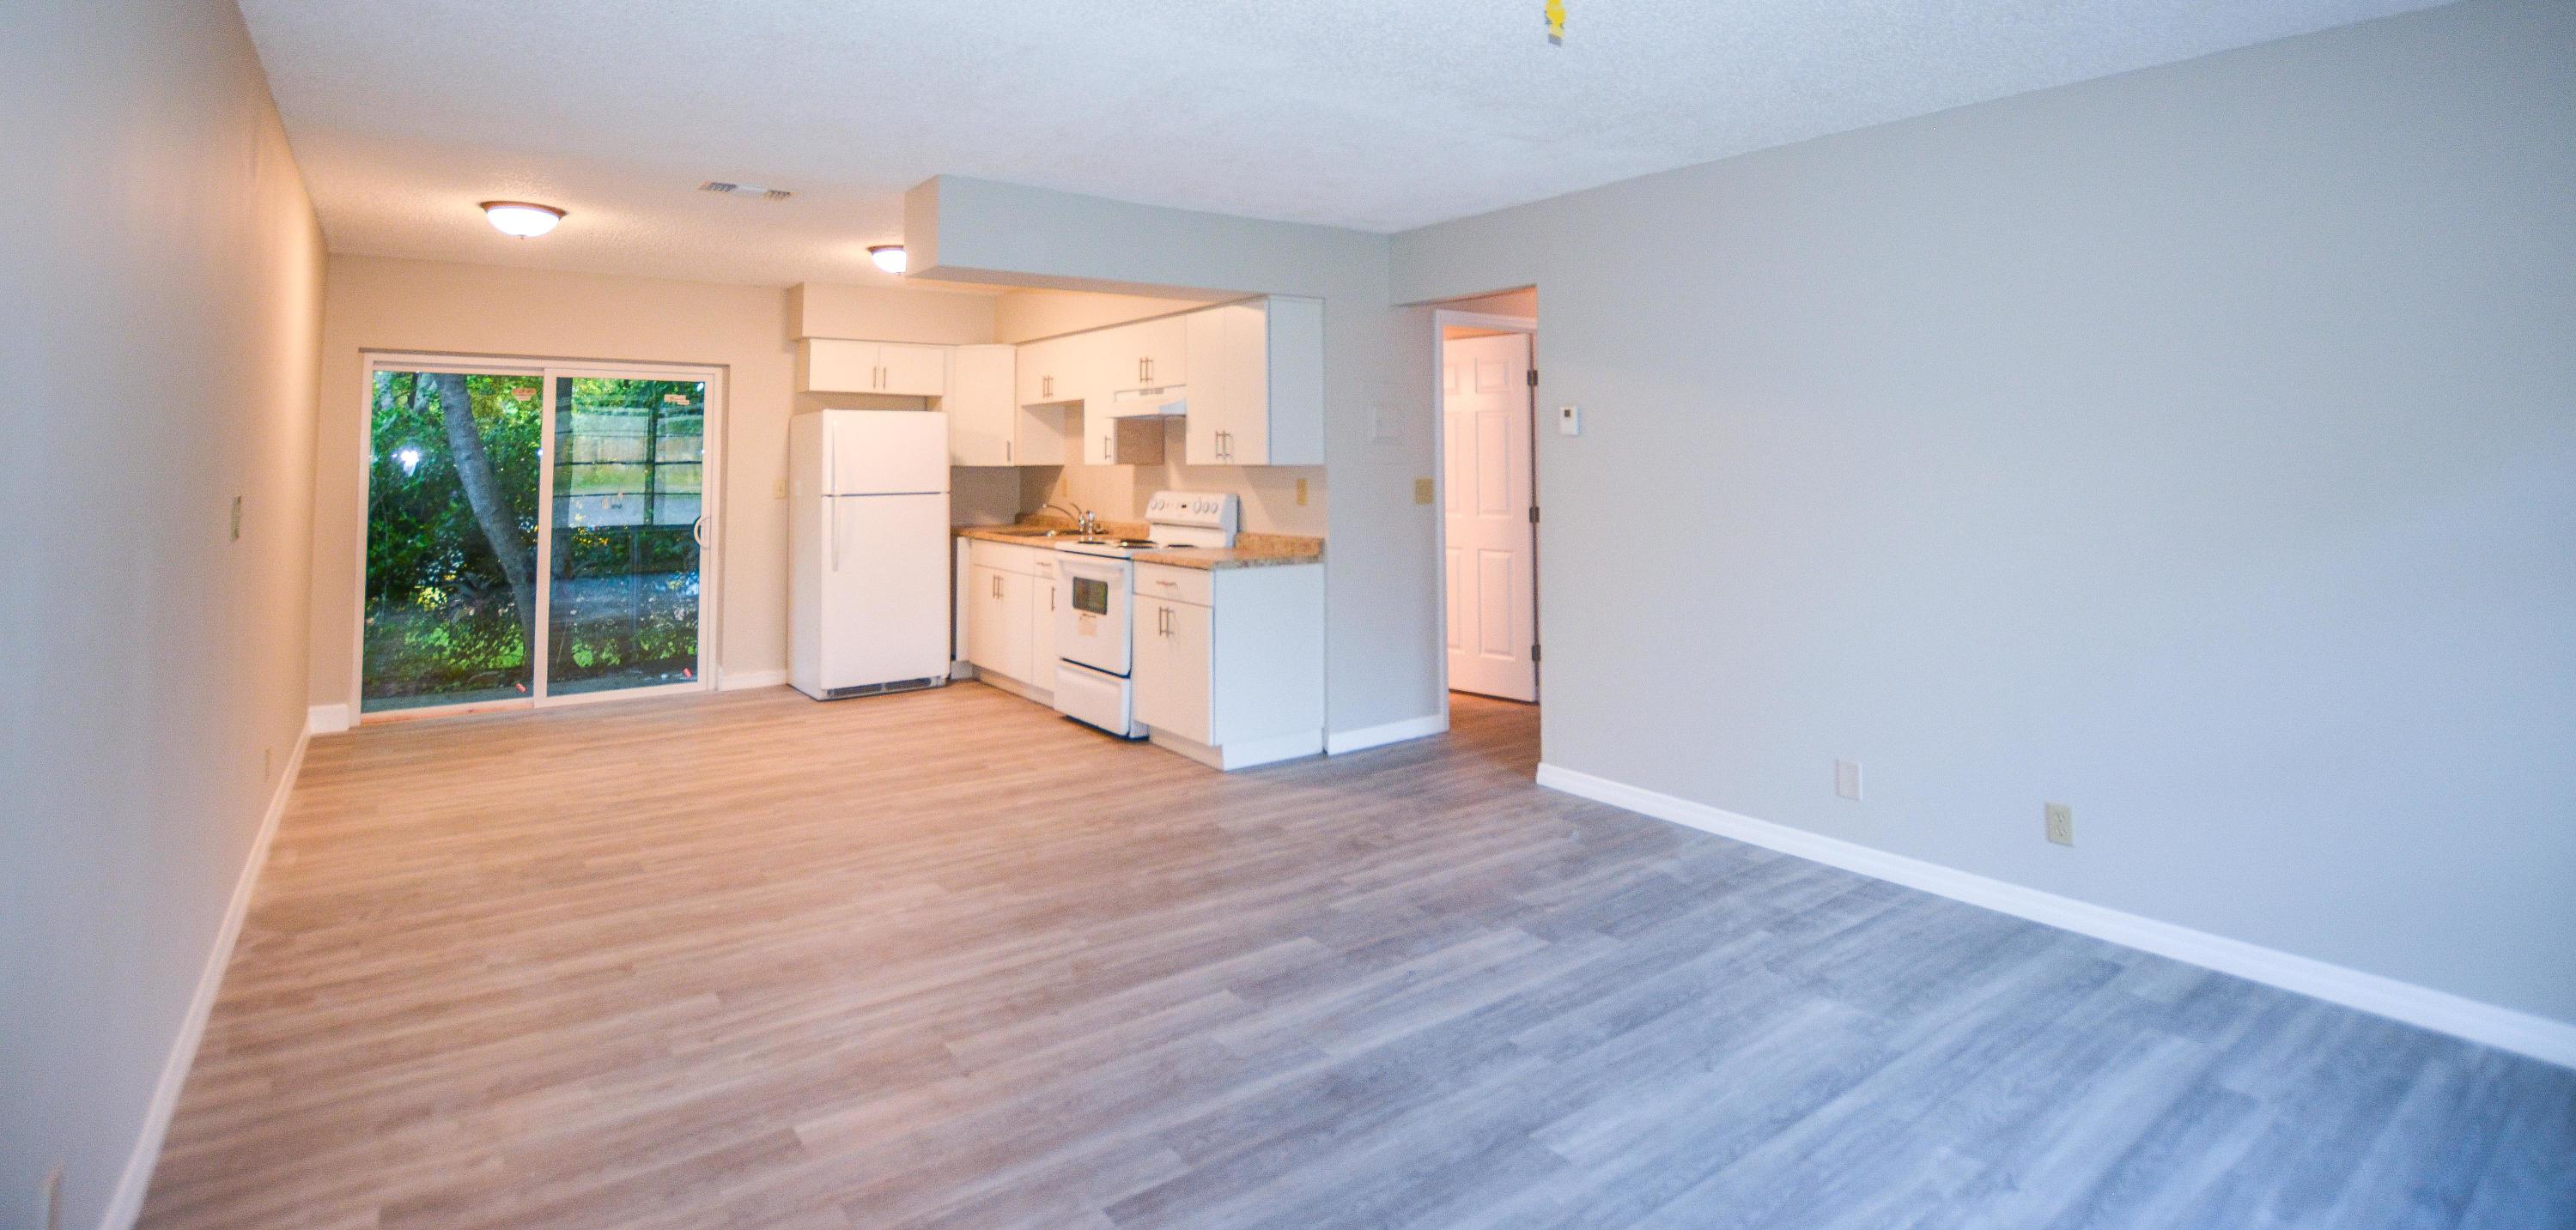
[912, 178, 1444, 736]
[1392, 0, 2575, 1024]
[0, 3, 326, 1225]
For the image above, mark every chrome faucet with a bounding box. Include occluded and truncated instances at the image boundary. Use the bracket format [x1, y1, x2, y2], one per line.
[1041, 500, 1100, 536]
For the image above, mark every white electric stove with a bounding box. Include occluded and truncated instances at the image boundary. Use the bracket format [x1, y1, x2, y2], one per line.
[1051, 491, 1238, 736]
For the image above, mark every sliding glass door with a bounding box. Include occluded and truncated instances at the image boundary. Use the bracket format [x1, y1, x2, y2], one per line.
[361, 367, 544, 711]
[360, 358, 721, 718]
[546, 374, 707, 696]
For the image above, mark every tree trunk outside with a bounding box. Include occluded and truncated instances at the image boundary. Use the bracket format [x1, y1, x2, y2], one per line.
[432, 373, 538, 647]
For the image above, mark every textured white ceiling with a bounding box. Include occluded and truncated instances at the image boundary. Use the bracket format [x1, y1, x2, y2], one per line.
[238, 0, 2450, 286]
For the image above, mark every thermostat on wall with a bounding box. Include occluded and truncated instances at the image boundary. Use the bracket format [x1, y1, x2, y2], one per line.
[1558, 404, 1582, 435]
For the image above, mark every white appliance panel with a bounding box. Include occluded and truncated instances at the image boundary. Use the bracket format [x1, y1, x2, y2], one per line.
[1054, 660, 1142, 737]
[1055, 554, 1133, 676]
[827, 409, 950, 495]
[816, 492, 950, 692]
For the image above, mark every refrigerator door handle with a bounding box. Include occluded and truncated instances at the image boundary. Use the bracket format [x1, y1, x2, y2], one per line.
[828, 498, 841, 572]
[825, 419, 837, 495]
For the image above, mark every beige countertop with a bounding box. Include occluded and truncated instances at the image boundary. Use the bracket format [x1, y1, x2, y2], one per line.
[954, 522, 1322, 571]
[1133, 534, 1323, 571]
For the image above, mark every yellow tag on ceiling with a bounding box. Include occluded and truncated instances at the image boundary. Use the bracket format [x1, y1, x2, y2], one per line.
[1545, 0, 1565, 44]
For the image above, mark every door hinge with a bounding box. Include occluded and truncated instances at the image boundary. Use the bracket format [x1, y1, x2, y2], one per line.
[1526, 367, 1538, 387]
[1531, 643, 1541, 663]
[1528, 505, 1540, 524]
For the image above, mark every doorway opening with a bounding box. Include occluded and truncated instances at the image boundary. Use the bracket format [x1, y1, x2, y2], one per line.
[355, 354, 726, 721]
[1432, 292, 1540, 713]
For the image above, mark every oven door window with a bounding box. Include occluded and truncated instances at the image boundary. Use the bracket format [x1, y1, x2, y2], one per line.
[1071, 575, 1110, 616]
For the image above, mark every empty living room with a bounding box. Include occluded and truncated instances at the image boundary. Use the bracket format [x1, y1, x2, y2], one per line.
[3, 1, 2571, 1227]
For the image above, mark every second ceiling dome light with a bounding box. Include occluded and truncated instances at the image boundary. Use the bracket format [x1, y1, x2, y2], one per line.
[481, 201, 565, 238]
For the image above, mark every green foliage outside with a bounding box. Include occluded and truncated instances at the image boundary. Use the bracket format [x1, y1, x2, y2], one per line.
[362, 372, 704, 710]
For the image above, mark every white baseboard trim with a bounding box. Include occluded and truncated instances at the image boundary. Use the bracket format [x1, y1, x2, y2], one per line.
[1534, 762, 2576, 1070]
[101, 720, 313, 1229]
[720, 669, 789, 692]
[305, 702, 349, 735]
[1326, 713, 1449, 755]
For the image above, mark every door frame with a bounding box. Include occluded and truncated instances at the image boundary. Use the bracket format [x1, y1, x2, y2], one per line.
[1430, 310, 1540, 712]
[351, 351, 728, 723]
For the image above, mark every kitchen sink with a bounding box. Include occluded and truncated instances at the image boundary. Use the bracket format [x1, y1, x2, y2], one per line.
[977, 525, 1072, 538]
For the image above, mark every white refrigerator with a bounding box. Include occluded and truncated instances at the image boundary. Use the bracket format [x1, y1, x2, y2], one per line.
[787, 410, 951, 699]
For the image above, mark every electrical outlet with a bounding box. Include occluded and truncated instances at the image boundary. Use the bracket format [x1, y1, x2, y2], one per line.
[229, 495, 243, 541]
[2045, 802, 2075, 846]
[1834, 759, 1862, 801]
[1413, 477, 1434, 505]
[44, 1163, 63, 1230]
[1294, 477, 1308, 506]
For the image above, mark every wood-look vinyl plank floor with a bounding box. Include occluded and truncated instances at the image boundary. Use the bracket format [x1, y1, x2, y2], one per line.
[140, 685, 2575, 1228]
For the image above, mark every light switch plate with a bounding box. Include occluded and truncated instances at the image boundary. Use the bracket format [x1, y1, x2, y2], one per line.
[1557, 405, 1582, 435]
[1295, 478, 1309, 506]
[1413, 477, 1435, 505]
[1835, 760, 1863, 801]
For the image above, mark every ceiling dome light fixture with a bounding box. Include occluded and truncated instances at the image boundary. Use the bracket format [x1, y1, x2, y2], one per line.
[481, 201, 565, 238]
[869, 245, 908, 275]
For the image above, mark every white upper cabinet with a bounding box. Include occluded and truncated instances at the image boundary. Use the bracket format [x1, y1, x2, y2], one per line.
[799, 338, 950, 397]
[1183, 296, 1323, 466]
[1017, 335, 1087, 407]
[877, 342, 949, 397]
[949, 345, 1067, 467]
[948, 345, 1011, 465]
[1082, 409, 1167, 466]
[1099, 316, 1188, 396]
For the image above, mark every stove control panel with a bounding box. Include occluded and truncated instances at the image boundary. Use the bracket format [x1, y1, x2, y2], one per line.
[1145, 490, 1240, 533]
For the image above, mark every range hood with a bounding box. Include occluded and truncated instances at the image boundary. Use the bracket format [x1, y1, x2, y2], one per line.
[1106, 385, 1187, 418]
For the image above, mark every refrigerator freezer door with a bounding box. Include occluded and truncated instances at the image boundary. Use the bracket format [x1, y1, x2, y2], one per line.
[818, 492, 951, 691]
[829, 409, 951, 495]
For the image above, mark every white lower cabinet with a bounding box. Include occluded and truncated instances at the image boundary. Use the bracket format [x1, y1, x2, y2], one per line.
[962, 541, 1059, 697]
[965, 564, 1031, 686]
[1132, 561, 1323, 770]
[1030, 555, 1057, 670]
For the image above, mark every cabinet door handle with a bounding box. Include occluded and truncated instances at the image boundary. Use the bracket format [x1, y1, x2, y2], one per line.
[990, 575, 1000, 598]
[1005, 439, 1012, 464]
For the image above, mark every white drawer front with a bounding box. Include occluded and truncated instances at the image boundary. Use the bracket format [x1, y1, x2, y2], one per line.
[1135, 562, 1214, 608]
[967, 538, 1044, 576]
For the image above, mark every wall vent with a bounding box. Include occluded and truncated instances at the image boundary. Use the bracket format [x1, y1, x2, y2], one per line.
[699, 181, 793, 202]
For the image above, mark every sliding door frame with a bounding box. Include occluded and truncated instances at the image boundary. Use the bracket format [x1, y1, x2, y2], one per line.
[352, 351, 728, 723]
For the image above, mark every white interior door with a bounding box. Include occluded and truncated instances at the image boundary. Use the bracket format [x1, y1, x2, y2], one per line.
[1443, 332, 1538, 702]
